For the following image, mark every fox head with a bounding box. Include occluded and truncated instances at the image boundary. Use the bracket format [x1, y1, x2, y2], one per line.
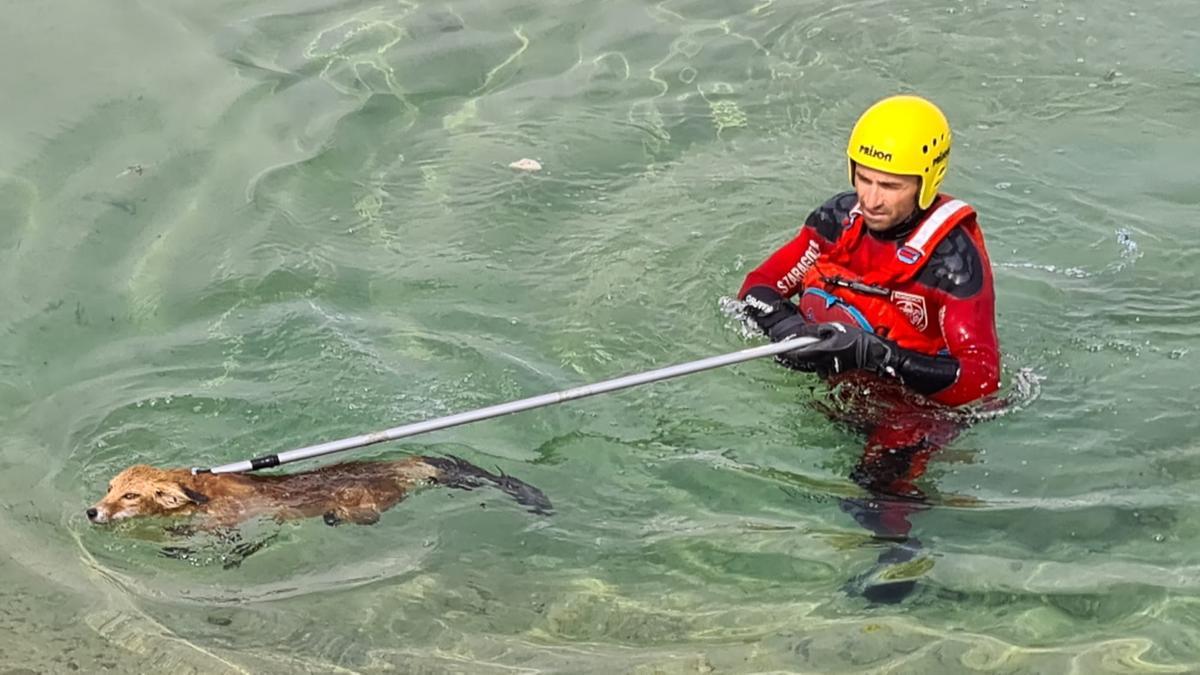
[87, 465, 209, 524]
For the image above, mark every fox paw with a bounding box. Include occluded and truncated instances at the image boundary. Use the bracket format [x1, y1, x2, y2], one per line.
[323, 507, 381, 526]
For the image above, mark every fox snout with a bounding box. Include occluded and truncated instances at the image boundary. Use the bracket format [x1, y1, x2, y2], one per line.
[85, 493, 147, 524]
[86, 494, 132, 524]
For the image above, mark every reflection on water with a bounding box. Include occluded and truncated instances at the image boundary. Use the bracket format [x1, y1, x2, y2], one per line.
[3, 0, 1200, 671]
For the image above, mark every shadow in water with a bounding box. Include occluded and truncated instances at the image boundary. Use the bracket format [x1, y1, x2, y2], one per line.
[157, 525, 281, 570]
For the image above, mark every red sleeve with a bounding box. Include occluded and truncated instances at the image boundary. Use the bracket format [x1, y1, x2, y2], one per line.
[928, 277, 1000, 406]
[738, 225, 832, 300]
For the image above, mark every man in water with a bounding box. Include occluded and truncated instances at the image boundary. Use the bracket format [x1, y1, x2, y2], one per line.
[738, 95, 1000, 602]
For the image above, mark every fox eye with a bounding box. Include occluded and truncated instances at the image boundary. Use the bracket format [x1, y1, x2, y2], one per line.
[122, 492, 139, 500]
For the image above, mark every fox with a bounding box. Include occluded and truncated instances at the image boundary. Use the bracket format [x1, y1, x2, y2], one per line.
[86, 455, 551, 528]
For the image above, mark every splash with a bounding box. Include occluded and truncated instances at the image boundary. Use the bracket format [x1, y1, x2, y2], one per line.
[1112, 227, 1142, 271]
[717, 294, 766, 341]
[999, 228, 1143, 278]
[995, 261, 1091, 278]
[962, 367, 1044, 423]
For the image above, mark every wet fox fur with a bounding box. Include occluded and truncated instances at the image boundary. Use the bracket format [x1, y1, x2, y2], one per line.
[86, 455, 551, 528]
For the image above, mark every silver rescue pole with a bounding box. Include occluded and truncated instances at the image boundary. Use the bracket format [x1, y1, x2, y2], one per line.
[193, 336, 819, 475]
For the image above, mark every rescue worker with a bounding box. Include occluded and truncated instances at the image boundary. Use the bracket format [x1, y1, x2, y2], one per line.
[738, 95, 1000, 602]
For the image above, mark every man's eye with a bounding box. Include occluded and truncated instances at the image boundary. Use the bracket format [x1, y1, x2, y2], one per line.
[122, 493, 139, 500]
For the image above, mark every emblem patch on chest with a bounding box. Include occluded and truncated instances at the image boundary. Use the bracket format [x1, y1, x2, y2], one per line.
[891, 291, 928, 331]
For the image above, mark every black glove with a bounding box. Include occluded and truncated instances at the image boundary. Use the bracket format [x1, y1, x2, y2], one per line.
[742, 286, 823, 371]
[793, 323, 962, 395]
[741, 285, 798, 335]
[767, 314, 822, 371]
[744, 288, 960, 394]
[789, 322, 901, 377]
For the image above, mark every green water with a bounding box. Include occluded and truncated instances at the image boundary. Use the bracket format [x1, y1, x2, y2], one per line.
[2, 0, 1199, 672]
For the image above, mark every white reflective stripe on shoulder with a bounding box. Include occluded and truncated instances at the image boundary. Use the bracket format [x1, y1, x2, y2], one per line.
[904, 199, 971, 255]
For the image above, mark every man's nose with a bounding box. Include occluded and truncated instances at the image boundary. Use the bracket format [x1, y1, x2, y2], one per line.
[860, 185, 882, 208]
[86, 507, 98, 521]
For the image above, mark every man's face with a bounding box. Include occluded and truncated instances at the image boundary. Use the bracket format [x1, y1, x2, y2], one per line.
[853, 164, 920, 231]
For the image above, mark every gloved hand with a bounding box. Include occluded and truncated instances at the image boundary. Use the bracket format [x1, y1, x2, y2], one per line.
[786, 322, 902, 377]
[766, 314, 821, 371]
[741, 286, 821, 371]
[743, 287, 905, 378]
[741, 285, 799, 334]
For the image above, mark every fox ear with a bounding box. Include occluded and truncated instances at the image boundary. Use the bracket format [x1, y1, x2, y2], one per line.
[154, 484, 209, 509]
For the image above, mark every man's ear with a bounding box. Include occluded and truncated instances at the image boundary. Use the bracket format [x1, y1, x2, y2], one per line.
[154, 483, 209, 509]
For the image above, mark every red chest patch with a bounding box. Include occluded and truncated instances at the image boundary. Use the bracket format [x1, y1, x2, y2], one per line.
[890, 291, 928, 331]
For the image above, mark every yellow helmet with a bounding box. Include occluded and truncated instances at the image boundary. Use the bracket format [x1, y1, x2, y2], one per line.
[846, 95, 952, 210]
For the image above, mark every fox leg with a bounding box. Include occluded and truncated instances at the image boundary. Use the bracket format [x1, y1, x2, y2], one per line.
[322, 506, 381, 526]
[322, 485, 398, 526]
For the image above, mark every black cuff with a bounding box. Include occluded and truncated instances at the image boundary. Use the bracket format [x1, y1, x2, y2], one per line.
[741, 285, 797, 333]
[894, 350, 959, 396]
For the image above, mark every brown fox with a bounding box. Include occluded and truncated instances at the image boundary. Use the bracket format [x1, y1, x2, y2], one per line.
[87, 455, 551, 528]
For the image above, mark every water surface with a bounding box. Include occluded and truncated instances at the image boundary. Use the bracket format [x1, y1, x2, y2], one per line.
[2, 0, 1199, 672]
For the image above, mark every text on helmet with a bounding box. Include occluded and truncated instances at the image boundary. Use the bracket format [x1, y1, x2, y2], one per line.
[858, 144, 893, 162]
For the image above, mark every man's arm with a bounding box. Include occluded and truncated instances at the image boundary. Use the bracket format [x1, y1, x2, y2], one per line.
[927, 281, 1000, 406]
[738, 195, 851, 342]
[920, 227, 1001, 406]
[738, 192, 853, 300]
